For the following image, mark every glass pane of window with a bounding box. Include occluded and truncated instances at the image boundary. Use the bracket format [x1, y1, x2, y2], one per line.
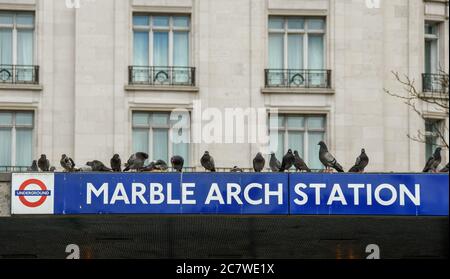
[132, 113, 149, 126]
[16, 129, 32, 166]
[288, 17, 304, 29]
[269, 17, 284, 29]
[270, 130, 285, 162]
[153, 128, 169, 162]
[16, 14, 34, 26]
[308, 35, 324, 69]
[15, 112, 33, 126]
[153, 32, 169, 66]
[307, 116, 325, 129]
[152, 113, 169, 126]
[173, 16, 190, 27]
[425, 39, 437, 74]
[425, 23, 438, 35]
[0, 112, 13, 125]
[308, 19, 325, 30]
[269, 34, 284, 69]
[0, 29, 13, 65]
[153, 16, 169, 27]
[308, 132, 324, 170]
[17, 29, 33, 67]
[133, 32, 149, 66]
[288, 131, 304, 159]
[0, 14, 13, 25]
[173, 142, 189, 167]
[173, 32, 189, 67]
[132, 129, 149, 154]
[288, 34, 303, 69]
[269, 114, 284, 129]
[287, 116, 304, 129]
[0, 128, 12, 166]
[133, 15, 149, 26]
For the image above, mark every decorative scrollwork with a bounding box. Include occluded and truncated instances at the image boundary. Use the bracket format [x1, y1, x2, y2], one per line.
[0, 68, 12, 82]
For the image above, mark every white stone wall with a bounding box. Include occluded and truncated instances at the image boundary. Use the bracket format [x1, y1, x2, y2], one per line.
[0, 0, 448, 172]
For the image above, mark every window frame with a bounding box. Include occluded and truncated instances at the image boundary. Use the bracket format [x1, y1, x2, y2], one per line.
[424, 118, 444, 160]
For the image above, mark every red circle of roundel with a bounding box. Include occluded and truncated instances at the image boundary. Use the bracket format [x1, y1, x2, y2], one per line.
[18, 179, 48, 208]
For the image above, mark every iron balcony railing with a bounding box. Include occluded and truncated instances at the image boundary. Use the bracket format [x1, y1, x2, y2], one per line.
[0, 65, 39, 85]
[129, 66, 196, 87]
[422, 73, 449, 95]
[0, 166, 30, 173]
[265, 69, 331, 89]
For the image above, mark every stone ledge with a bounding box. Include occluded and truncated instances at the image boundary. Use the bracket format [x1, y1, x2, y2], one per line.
[125, 85, 199, 93]
[261, 87, 335, 95]
[0, 84, 43, 91]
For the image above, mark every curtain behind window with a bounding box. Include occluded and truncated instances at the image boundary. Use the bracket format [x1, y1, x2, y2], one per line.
[17, 29, 34, 82]
[0, 128, 12, 166]
[133, 32, 149, 82]
[173, 32, 189, 83]
[15, 129, 32, 166]
[153, 129, 168, 163]
[308, 35, 324, 86]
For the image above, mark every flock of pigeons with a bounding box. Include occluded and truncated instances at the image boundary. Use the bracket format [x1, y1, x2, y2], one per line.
[27, 141, 449, 174]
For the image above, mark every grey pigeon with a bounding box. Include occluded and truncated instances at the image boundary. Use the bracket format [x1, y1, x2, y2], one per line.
[294, 151, 311, 172]
[348, 149, 369, 173]
[60, 154, 76, 172]
[201, 151, 216, 172]
[38, 154, 50, 172]
[153, 160, 169, 171]
[86, 160, 112, 172]
[231, 166, 243, 172]
[318, 141, 344, 173]
[49, 166, 56, 172]
[171, 156, 184, 172]
[110, 154, 122, 172]
[123, 152, 149, 172]
[440, 163, 449, 173]
[423, 147, 442, 173]
[253, 152, 266, 172]
[269, 153, 281, 172]
[280, 149, 295, 172]
[28, 160, 38, 172]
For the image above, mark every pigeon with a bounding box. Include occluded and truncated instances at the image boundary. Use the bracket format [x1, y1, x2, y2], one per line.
[201, 151, 216, 172]
[86, 160, 112, 172]
[78, 165, 93, 172]
[171, 156, 184, 172]
[440, 163, 449, 173]
[110, 154, 122, 172]
[253, 152, 266, 172]
[49, 166, 56, 172]
[294, 151, 311, 172]
[348, 149, 369, 173]
[269, 153, 281, 172]
[318, 141, 344, 173]
[38, 154, 50, 172]
[280, 149, 295, 172]
[123, 152, 149, 172]
[423, 147, 442, 173]
[231, 166, 243, 172]
[60, 154, 76, 172]
[28, 160, 38, 172]
[153, 160, 169, 171]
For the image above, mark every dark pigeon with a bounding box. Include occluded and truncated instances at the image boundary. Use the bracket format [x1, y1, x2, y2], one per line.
[348, 149, 369, 173]
[123, 152, 149, 172]
[294, 151, 311, 172]
[171, 156, 184, 172]
[49, 166, 56, 172]
[38, 154, 50, 172]
[110, 154, 122, 172]
[318, 141, 344, 173]
[280, 149, 295, 172]
[231, 166, 243, 172]
[153, 160, 169, 171]
[253, 152, 266, 172]
[60, 154, 76, 172]
[440, 163, 449, 173]
[269, 153, 281, 172]
[423, 147, 442, 173]
[86, 160, 112, 172]
[201, 151, 216, 172]
[28, 160, 38, 172]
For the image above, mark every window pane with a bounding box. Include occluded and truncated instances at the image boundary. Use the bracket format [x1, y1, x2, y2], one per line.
[269, 34, 284, 69]
[153, 128, 168, 163]
[153, 16, 169, 27]
[0, 14, 13, 25]
[269, 115, 284, 129]
[0, 29, 13, 65]
[173, 16, 189, 27]
[153, 32, 169, 66]
[133, 129, 149, 154]
[173, 142, 189, 167]
[287, 116, 304, 129]
[0, 112, 12, 125]
[307, 116, 325, 129]
[16, 129, 32, 166]
[16, 14, 34, 26]
[425, 39, 437, 74]
[308, 19, 325, 30]
[308, 132, 324, 170]
[132, 113, 149, 126]
[288, 34, 303, 69]
[288, 17, 304, 29]
[173, 32, 189, 67]
[0, 128, 12, 166]
[288, 131, 304, 158]
[425, 23, 438, 35]
[308, 35, 324, 69]
[133, 32, 149, 66]
[269, 17, 284, 29]
[15, 112, 33, 126]
[17, 29, 34, 66]
[270, 130, 285, 163]
[151, 113, 169, 126]
[133, 15, 149, 26]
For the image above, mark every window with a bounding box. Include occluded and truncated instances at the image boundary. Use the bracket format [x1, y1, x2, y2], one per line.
[269, 114, 326, 170]
[132, 111, 190, 166]
[425, 119, 443, 160]
[131, 14, 193, 85]
[267, 16, 327, 87]
[0, 12, 36, 83]
[424, 22, 440, 74]
[0, 111, 34, 167]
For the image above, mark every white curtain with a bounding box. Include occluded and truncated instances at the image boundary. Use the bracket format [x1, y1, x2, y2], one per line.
[17, 29, 34, 81]
[15, 129, 32, 166]
[269, 34, 283, 69]
[0, 128, 12, 166]
[132, 129, 149, 155]
[153, 32, 168, 66]
[173, 31, 189, 83]
[308, 132, 324, 170]
[153, 129, 168, 163]
[0, 29, 12, 64]
[308, 35, 324, 86]
[288, 34, 303, 69]
[133, 31, 149, 82]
